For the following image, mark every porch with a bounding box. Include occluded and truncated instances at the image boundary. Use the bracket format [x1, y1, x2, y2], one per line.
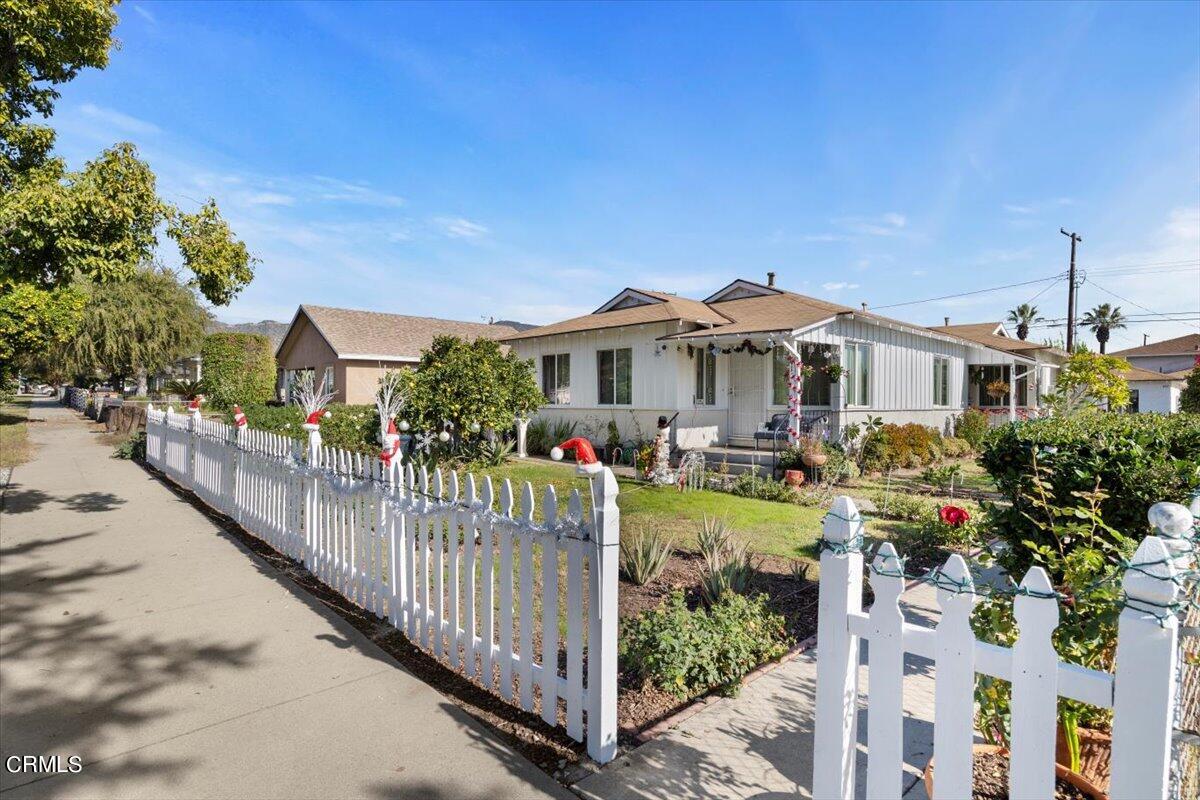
[719, 338, 837, 447]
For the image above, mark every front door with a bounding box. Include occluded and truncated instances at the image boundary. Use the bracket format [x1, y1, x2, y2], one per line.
[728, 354, 766, 438]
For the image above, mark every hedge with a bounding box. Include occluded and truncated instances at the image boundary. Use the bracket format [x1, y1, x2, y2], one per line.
[201, 333, 276, 409]
[227, 403, 379, 453]
[980, 412, 1200, 571]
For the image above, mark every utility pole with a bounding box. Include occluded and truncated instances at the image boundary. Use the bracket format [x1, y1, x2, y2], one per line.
[1061, 228, 1082, 351]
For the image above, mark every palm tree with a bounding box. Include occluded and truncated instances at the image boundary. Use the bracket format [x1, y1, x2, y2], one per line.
[1005, 303, 1043, 341]
[1080, 303, 1127, 353]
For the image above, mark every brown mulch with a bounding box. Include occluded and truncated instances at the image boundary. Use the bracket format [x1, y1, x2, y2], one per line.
[970, 751, 1094, 800]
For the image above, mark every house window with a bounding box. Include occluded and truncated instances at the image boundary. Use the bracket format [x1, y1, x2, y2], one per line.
[845, 343, 872, 406]
[933, 356, 951, 407]
[597, 348, 632, 405]
[541, 354, 571, 404]
[771, 345, 832, 406]
[977, 365, 1010, 407]
[1129, 389, 1140, 413]
[694, 350, 716, 405]
[323, 366, 335, 395]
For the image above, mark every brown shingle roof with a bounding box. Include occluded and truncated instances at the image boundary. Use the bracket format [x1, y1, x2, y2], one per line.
[1111, 333, 1200, 358]
[502, 291, 729, 341]
[927, 323, 1049, 354]
[296, 305, 517, 360]
[660, 292, 847, 340]
[1122, 366, 1187, 383]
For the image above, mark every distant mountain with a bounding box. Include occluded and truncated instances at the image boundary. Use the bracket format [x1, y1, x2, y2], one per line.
[206, 319, 290, 348]
[492, 319, 537, 332]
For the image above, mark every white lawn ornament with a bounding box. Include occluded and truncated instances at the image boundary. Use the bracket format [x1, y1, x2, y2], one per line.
[375, 370, 408, 468]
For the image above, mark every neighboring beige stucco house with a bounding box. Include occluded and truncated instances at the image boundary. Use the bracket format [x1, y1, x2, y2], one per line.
[276, 305, 518, 405]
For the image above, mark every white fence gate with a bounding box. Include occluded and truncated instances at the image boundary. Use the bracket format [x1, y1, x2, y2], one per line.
[813, 495, 1195, 800]
[145, 405, 619, 764]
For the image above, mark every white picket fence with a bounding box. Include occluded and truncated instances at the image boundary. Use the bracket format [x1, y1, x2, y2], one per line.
[813, 495, 1196, 800]
[145, 406, 619, 763]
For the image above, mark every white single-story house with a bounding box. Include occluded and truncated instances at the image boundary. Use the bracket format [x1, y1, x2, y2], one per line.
[501, 275, 1067, 449]
[1122, 366, 1187, 414]
[1111, 334, 1200, 375]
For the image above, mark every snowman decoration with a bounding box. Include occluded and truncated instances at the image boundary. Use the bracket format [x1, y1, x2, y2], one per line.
[293, 371, 334, 453]
[375, 370, 408, 470]
[646, 413, 678, 486]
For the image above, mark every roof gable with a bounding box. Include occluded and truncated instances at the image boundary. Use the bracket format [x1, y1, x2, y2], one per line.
[704, 279, 784, 303]
[594, 288, 668, 314]
[281, 305, 517, 361]
[1111, 333, 1200, 358]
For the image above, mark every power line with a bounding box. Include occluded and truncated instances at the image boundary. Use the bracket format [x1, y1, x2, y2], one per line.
[872, 273, 1063, 310]
[1088, 281, 1200, 332]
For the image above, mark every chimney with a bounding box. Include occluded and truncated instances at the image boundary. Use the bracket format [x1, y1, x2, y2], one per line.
[861, 302, 869, 311]
[945, 316, 951, 327]
[766, 271, 776, 287]
[1143, 333, 1149, 346]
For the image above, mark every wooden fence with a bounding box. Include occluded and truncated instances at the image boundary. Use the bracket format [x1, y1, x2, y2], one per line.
[812, 494, 1195, 800]
[145, 405, 619, 764]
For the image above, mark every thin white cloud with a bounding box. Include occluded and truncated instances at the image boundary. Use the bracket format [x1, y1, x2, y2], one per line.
[834, 212, 909, 237]
[243, 192, 295, 207]
[801, 233, 851, 243]
[434, 216, 489, 239]
[132, 4, 157, 24]
[822, 282, 860, 291]
[79, 103, 161, 136]
[311, 176, 405, 208]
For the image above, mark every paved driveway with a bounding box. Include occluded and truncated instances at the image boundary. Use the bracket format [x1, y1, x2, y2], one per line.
[1, 400, 568, 800]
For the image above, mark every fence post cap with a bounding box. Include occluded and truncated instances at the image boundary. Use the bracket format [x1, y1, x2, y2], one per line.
[872, 540, 900, 571]
[823, 495, 862, 545]
[1148, 501, 1194, 538]
[936, 552, 974, 598]
[1122, 535, 1179, 607]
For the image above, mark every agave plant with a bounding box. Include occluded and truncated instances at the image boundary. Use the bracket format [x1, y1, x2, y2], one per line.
[700, 537, 756, 605]
[697, 514, 736, 564]
[163, 379, 203, 399]
[619, 529, 674, 586]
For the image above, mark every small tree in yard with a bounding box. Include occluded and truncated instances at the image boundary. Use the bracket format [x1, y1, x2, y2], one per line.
[1045, 350, 1131, 414]
[200, 333, 275, 408]
[401, 336, 543, 443]
[1182, 367, 1200, 413]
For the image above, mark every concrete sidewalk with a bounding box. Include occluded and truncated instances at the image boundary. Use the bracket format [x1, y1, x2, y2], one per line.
[1, 400, 569, 800]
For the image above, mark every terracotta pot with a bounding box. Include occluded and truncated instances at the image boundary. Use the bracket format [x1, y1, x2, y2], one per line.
[801, 450, 827, 468]
[923, 743, 1108, 800]
[1055, 725, 1111, 794]
[784, 469, 806, 487]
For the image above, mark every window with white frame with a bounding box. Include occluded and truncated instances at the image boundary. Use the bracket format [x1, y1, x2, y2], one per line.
[933, 356, 951, 406]
[541, 353, 571, 404]
[771, 345, 832, 406]
[845, 343, 871, 406]
[694, 349, 716, 405]
[597, 348, 632, 405]
[323, 365, 335, 395]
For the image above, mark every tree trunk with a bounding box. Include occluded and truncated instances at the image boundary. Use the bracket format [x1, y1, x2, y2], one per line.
[1017, 323, 1029, 340]
[1098, 329, 1109, 354]
[136, 368, 148, 397]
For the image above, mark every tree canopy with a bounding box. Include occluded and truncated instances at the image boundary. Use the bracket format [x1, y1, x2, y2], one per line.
[1047, 350, 1132, 413]
[0, 0, 255, 385]
[200, 332, 276, 408]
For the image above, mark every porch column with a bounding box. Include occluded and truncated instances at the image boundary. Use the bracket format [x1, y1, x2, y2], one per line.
[1008, 363, 1017, 423]
[782, 340, 802, 446]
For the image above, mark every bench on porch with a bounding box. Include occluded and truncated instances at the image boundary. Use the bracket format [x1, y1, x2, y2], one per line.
[752, 412, 830, 461]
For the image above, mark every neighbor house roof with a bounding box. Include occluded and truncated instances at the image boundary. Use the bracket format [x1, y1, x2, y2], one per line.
[1121, 366, 1187, 383]
[1111, 333, 1200, 358]
[926, 322, 1050, 355]
[501, 288, 730, 341]
[279, 305, 517, 361]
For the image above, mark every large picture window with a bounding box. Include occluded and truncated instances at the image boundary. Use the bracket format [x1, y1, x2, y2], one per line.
[771, 345, 832, 406]
[845, 343, 871, 407]
[597, 348, 632, 405]
[541, 353, 571, 404]
[933, 356, 951, 407]
[694, 350, 716, 405]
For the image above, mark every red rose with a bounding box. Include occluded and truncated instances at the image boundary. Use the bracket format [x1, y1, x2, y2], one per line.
[939, 505, 970, 527]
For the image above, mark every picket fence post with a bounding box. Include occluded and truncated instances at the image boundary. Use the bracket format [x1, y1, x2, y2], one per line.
[303, 426, 322, 571]
[1110, 502, 1192, 800]
[586, 466, 620, 764]
[188, 406, 201, 490]
[812, 495, 863, 800]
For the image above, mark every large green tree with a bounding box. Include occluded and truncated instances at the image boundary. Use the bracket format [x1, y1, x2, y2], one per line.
[1080, 303, 1127, 354]
[0, 0, 255, 385]
[55, 265, 209, 390]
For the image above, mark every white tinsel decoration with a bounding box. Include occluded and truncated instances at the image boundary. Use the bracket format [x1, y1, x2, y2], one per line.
[375, 370, 408, 434]
[292, 370, 334, 417]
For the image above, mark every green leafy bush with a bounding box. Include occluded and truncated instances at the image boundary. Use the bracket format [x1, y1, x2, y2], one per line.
[882, 423, 942, 467]
[620, 529, 674, 586]
[200, 332, 275, 409]
[163, 378, 203, 399]
[980, 413, 1200, 574]
[954, 408, 989, 450]
[619, 590, 792, 699]
[869, 490, 935, 522]
[1182, 368, 1200, 413]
[921, 463, 963, 490]
[940, 436, 973, 458]
[527, 418, 577, 456]
[729, 471, 796, 502]
[228, 403, 379, 453]
[112, 431, 146, 460]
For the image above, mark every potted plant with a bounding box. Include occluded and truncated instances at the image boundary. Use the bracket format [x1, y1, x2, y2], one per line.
[800, 436, 827, 468]
[923, 744, 1106, 800]
[776, 445, 807, 486]
[985, 379, 1011, 403]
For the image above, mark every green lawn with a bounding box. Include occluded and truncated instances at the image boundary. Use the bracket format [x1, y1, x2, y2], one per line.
[474, 459, 918, 563]
[847, 457, 997, 497]
[0, 397, 32, 470]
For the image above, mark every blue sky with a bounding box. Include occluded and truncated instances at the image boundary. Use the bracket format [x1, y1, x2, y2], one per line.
[51, 1, 1199, 348]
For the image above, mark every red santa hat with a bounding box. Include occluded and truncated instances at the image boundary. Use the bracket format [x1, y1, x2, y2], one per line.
[550, 437, 602, 475]
[380, 418, 401, 465]
[187, 395, 204, 411]
[232, 405, 247, 428]
[302, 409, 332, 430]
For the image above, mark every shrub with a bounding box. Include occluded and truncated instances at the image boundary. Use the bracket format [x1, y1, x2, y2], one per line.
[200, 332, 275, 409]
[619, 590, 792, 699]
[980, 412, 1200, 574]
[776, 444, 806, 472]
[883, 423, 942, 467]
[163, 378, 203, 399]
[620, 529, 674, 586]
[954, 408, 989, 450]
[527, 418, 576, 457]
[112, 431, 146, 460]
[1182, 368, 1200, 413]
[468, 436, 515, 467]
[229, 403, 379, 453]
[941, 436, 972, 458]
[697, 515, 735, 563]
[921, 463, 963, 491]
[870, 490, 935, 522]
[729, 471, 796, 502]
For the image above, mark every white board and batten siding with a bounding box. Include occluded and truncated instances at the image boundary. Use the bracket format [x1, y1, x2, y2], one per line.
[144, 405, 620, 764]
[813, 494, 1194, 800]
